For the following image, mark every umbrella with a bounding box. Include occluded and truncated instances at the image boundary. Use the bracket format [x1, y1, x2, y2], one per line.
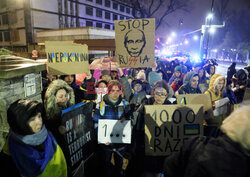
[90, 57, 118, 70]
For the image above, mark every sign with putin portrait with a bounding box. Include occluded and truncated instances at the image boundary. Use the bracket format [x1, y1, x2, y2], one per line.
[115, 18, 155, 68]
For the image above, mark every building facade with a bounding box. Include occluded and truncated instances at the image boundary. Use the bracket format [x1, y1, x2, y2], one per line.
[0, 0, 134, 50]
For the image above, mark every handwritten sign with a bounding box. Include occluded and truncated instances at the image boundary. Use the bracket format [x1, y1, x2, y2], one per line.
[24, 73, 36, 97]
[213, 97, 229, 116]
[61, 102, 95, 175]
[115, 18, 155, 68]
[98, 120, 132, 144]
[144, 104, 203, 156]
[176, 94, 214, 120]
[45, 41, 89, 75]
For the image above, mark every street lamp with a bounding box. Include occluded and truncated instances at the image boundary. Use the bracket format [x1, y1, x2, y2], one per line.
[206, 13, 213, 20]
[209, 27, 216, 34]
[193, 35, 199, 41]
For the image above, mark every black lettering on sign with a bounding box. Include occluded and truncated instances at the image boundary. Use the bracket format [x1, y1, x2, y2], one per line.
[173, 138, 181, 152]
[160, 110, 169, 123]
[164, 139, 173, 152]
[142, 19, 150, 30]
[186, 110, 195, 123]
[154, 138, 163, 152]
[118, 54, 128, 65]
[155, 126, 161, 137]
[164, 125, 173, 138]
[152, 110, 157, 121]
[142, 55, 149, 64]
[172, 109, 182, 124]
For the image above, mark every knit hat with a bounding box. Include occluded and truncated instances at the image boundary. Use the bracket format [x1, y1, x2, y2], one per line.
[101, 70, 110, 77]
[174, 66, 182, 73]
[7, 99, 45, 135]
[148, 71, 162, 86]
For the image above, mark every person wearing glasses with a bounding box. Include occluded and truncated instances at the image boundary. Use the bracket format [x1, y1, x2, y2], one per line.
[133, 80, 176, 177]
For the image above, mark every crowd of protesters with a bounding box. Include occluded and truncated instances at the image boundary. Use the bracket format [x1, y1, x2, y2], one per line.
[1, 57, 250, 177]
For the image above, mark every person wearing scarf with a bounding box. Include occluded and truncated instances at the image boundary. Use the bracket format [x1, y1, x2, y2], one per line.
[1, 99, 67, 177]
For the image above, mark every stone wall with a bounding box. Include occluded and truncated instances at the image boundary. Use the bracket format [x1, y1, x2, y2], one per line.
[0, 72, 43, 150]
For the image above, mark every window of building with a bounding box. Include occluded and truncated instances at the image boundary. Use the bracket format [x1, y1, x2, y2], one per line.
[2, 14, 9, 25]
[126, 7, 130, 14]
[86, 6, 93, 16]
[112, 25, 115, 30]
[113, 14, 118, 21]
[104, 24, 110, 29]
[96, 0, 102, 5]
[96, 9, 102, 18]
[105, 0, 110, 7]
[4, 31, 10, 41]
[120, 5, 124, 12]
[86, 0, 93, 2]
[0, 32, 2, 41]
[105, 11, 110, 20]
[86, 21, 93, 27]
[120, 16, 124, 20]
[113, 2, 118, 10]
[96, 22, 102, 28]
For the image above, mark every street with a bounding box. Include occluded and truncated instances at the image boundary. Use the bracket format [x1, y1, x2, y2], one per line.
[216, 61, 247, 76]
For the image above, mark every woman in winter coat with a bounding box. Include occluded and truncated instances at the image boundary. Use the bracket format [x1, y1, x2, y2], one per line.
[43, 79, 75, 174]
[0, 99, 67, 177]
[163, 105, 250, 177]
[205, 74, 226, 107]
[134, 80, 176, 177]
[176, 71, 201, 94]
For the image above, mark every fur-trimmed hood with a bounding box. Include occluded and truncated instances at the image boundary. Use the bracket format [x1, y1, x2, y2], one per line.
[208, 74, 226, 91]
[44, 79, 75, 119]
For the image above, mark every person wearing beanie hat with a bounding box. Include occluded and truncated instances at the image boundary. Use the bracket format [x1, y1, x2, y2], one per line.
[148, 71, 162, 86]
[163, 105, 250, 177]
[169, 65, 185, 92]
[1, 99, 67, 177]
[100, 70, 111, 82]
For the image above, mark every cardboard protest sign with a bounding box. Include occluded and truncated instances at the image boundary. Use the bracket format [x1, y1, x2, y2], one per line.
[61, 102, 95, 175]
[176, 94, 213, 120]
[115, 18, 155, 68]
[144, 104, 203, 156]
[45, 41, 89, 75]
[98, 120, 132, 144]
[243, 88, 250, 101]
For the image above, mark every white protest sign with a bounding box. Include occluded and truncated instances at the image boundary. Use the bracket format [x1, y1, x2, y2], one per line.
[98, 120, 132, 144]
[213, 97, 230, 116]
[24, 73, 36, 97]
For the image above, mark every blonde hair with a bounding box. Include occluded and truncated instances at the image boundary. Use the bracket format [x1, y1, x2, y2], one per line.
[221, 106, 250, 150]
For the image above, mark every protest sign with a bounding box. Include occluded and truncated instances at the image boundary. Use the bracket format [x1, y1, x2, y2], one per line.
[61, 102, 95, 175]
[243, 88, 250, 101]
[98, 120, 132, 144]
[213, 97, 230, 116]
[45, 41, 89, 75]
[115, 18, 155, 68]
[176, 94, 213, 120]
[144, 104, 203, 156]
